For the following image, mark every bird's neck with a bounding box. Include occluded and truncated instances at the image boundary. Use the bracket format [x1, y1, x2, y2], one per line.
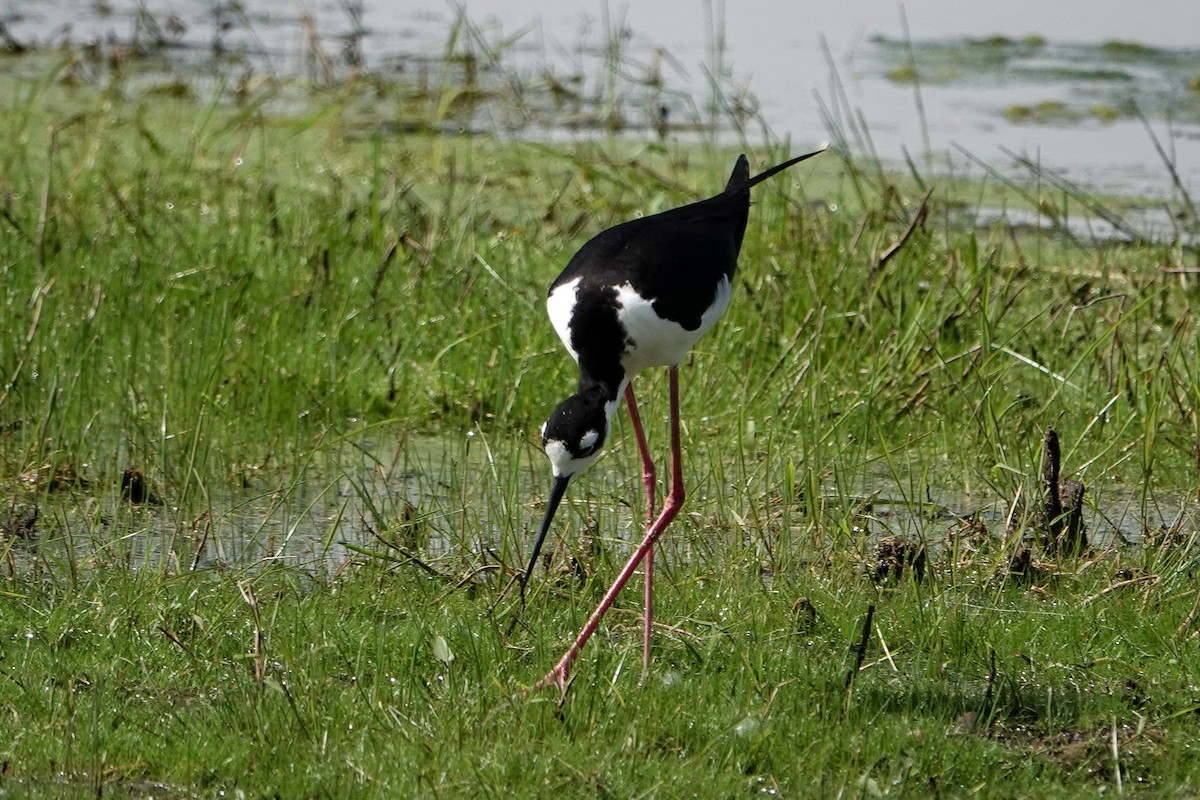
[576, 375, 625, 430]
[577, 373, 626, 405]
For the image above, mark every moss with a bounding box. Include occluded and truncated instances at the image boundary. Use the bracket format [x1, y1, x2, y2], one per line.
[1003, 100, 1082, 124]
[1102, 40, 1153, 56]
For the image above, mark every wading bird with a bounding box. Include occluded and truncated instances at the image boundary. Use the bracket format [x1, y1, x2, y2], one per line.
[523, 146, 826, 691]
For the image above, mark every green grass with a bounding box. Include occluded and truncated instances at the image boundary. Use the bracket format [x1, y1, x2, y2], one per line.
[2, 38, 1200, 798]
[6, 554, 1200, 796]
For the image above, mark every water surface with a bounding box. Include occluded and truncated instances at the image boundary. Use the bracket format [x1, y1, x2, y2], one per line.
[5, 0, 1200, 193]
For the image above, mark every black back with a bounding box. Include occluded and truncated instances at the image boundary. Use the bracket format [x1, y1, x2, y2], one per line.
[548, 149, 824, 399]
[551, 155, 753, 333]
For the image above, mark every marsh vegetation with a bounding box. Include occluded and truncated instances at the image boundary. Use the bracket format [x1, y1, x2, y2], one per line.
[1, 5, 1199, 797]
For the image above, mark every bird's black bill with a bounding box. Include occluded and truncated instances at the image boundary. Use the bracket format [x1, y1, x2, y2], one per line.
[740, 145, 829, 192]
[520, 474, 571, 597]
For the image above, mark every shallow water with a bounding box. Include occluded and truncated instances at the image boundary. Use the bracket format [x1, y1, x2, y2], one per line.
[9, 429, 1194, 575]
[5, 0, 1200, 195]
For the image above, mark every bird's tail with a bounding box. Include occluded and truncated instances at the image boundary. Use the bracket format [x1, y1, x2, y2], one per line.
[724, 155, 750, 194]
[725, 142, 829, 195]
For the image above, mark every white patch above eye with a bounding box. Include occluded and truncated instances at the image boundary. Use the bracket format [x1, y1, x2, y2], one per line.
[544, 437, 600, 478]
[579, 429, 599, 450]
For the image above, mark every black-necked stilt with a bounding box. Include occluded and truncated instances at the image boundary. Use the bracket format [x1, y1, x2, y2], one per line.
[524, 146, 826, 691]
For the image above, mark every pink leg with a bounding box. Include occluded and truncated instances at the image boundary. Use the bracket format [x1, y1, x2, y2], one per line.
[642, 532, 655, 676]
[623, 383, 657, 517]
[536, 368, 684, 692]
[623, 383, 658, 675]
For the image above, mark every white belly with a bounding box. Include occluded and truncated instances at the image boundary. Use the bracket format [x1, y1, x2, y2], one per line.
[545, 275, 732, 377]
[616, 277, 731, 375]
[546, 277, 583, 361]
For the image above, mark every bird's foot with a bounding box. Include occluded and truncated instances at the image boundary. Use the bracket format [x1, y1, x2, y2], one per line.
[533, 662, 573, 696]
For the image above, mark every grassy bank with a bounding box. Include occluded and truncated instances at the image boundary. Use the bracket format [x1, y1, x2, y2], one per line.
[1, 45, 1199, 797]
[7, 553, 1200, 797]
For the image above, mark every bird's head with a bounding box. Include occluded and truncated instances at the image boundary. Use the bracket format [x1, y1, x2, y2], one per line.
[541, 385, 615, 479]
[520, 385, 618, 596]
